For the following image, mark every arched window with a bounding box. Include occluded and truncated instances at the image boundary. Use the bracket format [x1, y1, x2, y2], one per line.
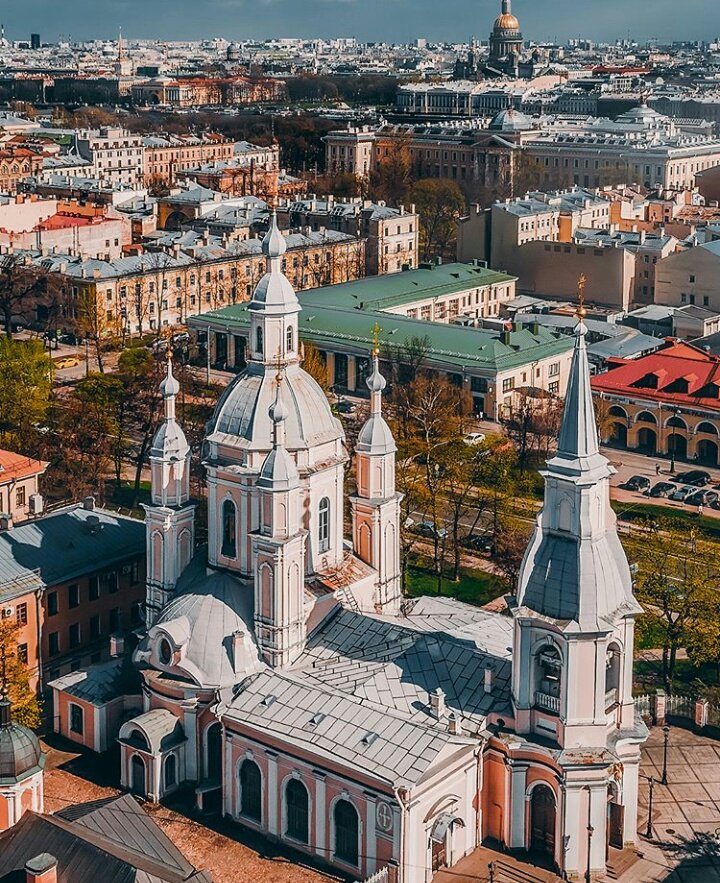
[205, 723, 222, 781]
[318, 497, 330, 553]
[222, 500, 237, 558]
[534, 645, 562, 713]
[667, 415, 686, 429]
[285, 779, 309, 843]
[605, 644, 621, 709]
[636, 411, 657, 424]
[334, 799, 359, 866]
[240, 759, 262, 822]
[697, 421, 718, 436]
[164, 754, 177, 789]
[608, 405, 627, 419]
[286, 325, 294, 354]
[256, 325, 264, 356]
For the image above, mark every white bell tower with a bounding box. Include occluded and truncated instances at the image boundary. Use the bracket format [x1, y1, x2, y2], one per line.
[350, 339, 402, 614]
[143, 357, 195, 626]
[252, 372, 307, 668]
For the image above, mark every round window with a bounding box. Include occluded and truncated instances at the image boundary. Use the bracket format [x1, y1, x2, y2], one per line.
[158, 638, 173, 666]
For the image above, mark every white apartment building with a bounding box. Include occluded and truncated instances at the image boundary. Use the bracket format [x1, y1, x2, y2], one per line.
[76, 127, 145, 188]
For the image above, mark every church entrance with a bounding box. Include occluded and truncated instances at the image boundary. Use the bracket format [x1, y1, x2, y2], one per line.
[607, 787, 624, 852]
[529, 785, 556, 858]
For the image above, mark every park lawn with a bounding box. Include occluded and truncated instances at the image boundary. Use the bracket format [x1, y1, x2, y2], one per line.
[405, 562, 505, 608]
[611, 500, 720, 536]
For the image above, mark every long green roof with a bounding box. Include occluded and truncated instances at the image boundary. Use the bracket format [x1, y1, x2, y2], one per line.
[189, 264, 573, 375]
[301, 262, 516, 312]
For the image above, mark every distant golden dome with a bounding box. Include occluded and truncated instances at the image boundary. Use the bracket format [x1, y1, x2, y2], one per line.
[494, 12, 520, 30]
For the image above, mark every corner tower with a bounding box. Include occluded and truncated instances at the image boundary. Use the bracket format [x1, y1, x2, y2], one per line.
[350, 341, 402, 614]
[143, 357, 195, 626]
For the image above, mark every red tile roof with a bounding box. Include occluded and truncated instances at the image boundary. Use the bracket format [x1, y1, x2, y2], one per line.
[0, 449, 48, 484]
[592, 341, 720, 413]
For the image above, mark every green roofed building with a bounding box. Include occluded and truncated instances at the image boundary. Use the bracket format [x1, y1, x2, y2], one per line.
[188, 261, 574, 420]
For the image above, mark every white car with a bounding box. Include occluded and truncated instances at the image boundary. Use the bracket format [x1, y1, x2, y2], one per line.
[463, 432, 487, 446]
[670, 485, 695, 502]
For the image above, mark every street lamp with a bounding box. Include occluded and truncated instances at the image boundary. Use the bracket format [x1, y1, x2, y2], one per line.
[661, 726, 670, 786]
[669, 408, 681, 474]
[645, 776, 655, 839]
[585, 824, 594, 883]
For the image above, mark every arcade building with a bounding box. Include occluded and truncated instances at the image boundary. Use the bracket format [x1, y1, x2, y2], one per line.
[46, 215, 648, 881]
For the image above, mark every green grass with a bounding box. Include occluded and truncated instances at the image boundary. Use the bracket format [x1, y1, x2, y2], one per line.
[405, 562, 504, 607]
[611, 500, 720, 537]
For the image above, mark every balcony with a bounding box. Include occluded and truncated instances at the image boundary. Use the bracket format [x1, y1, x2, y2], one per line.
[534, 691, 560, 714]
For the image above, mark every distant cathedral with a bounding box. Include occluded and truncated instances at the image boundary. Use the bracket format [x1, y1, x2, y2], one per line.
[455, 0, 539, 81]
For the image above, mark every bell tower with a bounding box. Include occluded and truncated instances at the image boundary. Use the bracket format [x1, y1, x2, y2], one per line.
[143, 357, 195, 626]
[350, 333, 402, 614]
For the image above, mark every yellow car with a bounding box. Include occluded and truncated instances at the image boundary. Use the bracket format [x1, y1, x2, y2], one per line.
[53, 355, 81, 370]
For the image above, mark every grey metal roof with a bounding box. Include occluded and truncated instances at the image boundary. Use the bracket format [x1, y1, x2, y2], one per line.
[0, 504, 144, 598]
[0, 796, 212, 882]
[0, 721, 43, 785]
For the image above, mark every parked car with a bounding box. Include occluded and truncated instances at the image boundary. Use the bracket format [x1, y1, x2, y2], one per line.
[670, 485, 696, 502]
[52, 354, 80, 370]
[685, 490, 718, 508]
[625, 475, 651, 492]
[463, 533, 495, 554]
[675, 470, 712, 487]
[335, 398, 355, 414]
[648, 482, 676, 498]
[463, 432, 487, 446]
[411, 521, 448, 540]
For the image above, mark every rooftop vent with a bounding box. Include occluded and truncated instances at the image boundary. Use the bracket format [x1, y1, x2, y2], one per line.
[361, 731, 379, 747]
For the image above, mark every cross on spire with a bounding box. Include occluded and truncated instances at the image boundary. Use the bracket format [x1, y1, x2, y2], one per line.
[577, 274, 587, 320]
[371, 321, 382, 356]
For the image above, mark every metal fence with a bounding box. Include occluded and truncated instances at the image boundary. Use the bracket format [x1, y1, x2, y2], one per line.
[634, 693, 652, 718]
[667, 693, 695, 721]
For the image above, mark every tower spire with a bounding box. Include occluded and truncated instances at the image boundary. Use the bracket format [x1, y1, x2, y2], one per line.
[555, 275, 600, 463]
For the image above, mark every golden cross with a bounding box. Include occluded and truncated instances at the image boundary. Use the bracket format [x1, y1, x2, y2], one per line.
[577, 274, 587, 319]
[371, 321, 382, 356]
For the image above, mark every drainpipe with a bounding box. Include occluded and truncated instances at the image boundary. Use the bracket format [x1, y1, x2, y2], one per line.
[395, 786, 410, 883]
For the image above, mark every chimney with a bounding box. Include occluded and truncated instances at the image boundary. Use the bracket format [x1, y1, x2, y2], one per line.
[430, 687, 446, 719]
[110, 634, 125, 657]
[399, 204, 405, 216]
[448, 712, 462, 736]
[83, 495, 96, 511]
[232, 629, 245, 671]
[25, 855, 58, 883]
[0, 514, 13, 531]
[484, 664, 494, 694]
[435, 256, 442, 266]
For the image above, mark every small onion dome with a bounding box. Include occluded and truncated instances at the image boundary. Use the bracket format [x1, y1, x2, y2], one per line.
[366, 359, 387, 394]
[262, 212, 287, 259]
[160, 358, 180, 398]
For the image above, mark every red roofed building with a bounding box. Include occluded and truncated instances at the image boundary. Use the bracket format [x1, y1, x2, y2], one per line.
[591, 340, 720, 465]
[0, 450, 48, 526]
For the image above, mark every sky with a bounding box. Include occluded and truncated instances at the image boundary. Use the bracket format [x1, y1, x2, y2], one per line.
[3, 0, 716, 45]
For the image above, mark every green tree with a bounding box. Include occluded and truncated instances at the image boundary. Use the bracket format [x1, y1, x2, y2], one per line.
[301, 341, 330, 394]
[0, 616, 41, 729]
[369, 132, 413, 206]
[0, 338, 52, 447]
[629, 519, 720, 692]
[410, 179, 466, 261]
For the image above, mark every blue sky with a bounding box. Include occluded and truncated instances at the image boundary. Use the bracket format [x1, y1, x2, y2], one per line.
[5, 0, 714, 44]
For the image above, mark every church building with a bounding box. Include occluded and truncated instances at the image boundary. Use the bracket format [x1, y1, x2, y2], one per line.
[50, 214, 647, 882]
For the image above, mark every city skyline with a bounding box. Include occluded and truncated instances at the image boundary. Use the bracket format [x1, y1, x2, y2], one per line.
[2, 0, 717, 46]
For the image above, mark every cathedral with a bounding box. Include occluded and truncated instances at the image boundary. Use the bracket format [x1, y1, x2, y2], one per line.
[49, 215, 647, 882]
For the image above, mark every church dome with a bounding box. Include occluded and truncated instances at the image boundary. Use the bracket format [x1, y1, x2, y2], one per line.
[489, 108, 533, 133]
[206, 361, 344, 454]
[139, 557, 262, 689]
[0, 702, 43, 783]
[494, 12, 520, 30]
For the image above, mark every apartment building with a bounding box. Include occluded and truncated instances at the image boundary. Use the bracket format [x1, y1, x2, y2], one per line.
[8, 228, 365, 335]
[0, 499, 145, 690]
[0, 449, 47, 526]
[277, 196, 419, 275]
[142, 133, 236, 187]
[0, 147, 42, 193]
[76, 127, 144, 187]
